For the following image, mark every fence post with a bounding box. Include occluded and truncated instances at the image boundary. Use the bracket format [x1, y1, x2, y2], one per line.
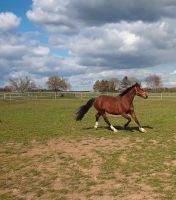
[3, 93, 6, 100]
[161, 93, 163, 100]
[10, 93, 12, 102]
[28, 92, 30, 100]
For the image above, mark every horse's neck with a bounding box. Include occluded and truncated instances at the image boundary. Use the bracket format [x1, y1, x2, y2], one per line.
[123, 88, 136, 105]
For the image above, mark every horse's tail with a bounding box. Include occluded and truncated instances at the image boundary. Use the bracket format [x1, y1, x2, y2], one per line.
[76, 98, 95, 121]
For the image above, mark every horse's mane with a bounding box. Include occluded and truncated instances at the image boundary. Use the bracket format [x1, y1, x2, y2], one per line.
[119, 85, 135, 96]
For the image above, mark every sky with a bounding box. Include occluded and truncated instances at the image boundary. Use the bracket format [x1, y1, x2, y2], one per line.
[0, 0, 176, 90]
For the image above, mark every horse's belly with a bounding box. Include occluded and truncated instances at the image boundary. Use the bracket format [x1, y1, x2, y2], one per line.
[103, 103, 123, 115]
[94, 96, 130, 115]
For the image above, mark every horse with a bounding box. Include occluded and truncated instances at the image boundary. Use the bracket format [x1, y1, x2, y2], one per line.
[75, 83, 148, 133]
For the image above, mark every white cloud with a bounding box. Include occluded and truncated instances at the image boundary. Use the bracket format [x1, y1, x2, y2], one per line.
[27, 0, 176, 34]
[0, 12, 21, 32]
[26, 0, 78, 33]
[171, 70, 176, 75]
[1, 1, 176, 89]
[31, 46, 50, 56]
[48, 20, 176, 70]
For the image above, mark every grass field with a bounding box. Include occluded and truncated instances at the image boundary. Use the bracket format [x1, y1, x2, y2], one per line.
[0, 98, 176, 200]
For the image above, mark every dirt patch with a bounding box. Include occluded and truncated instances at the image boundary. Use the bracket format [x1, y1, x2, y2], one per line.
[164, 160, 176, 167]
[170, 160, 176, 167]
[120, 193, 156, 200]
[0, 137, 162, 200]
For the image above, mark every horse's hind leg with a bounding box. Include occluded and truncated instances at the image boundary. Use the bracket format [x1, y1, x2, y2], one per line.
[94, 112, 101, 129]
[102, 113, 118, 132]
[122, 114, 131, 129]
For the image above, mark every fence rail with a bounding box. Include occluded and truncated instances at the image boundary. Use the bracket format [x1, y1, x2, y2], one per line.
[1, 92, 176, 101]
[0, 92, 98, 100]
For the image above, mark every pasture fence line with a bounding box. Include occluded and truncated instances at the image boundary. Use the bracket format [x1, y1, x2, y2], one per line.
[0, 91, 176, 101]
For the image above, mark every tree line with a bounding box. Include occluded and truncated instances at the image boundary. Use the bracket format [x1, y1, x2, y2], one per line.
[93, 75, 163, 92]
[1, 74, 176, 93]
[2, 76, 70, 93]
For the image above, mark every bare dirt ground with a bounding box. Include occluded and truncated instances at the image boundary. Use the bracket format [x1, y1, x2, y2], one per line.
[0, 137, 171, 200]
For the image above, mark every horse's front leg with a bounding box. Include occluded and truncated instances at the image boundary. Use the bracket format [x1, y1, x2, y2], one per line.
[130, 111, 147, 133]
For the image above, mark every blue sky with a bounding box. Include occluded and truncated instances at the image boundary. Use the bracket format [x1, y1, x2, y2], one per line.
[0, 0, 176, 90]
[0, 0, 33, 31]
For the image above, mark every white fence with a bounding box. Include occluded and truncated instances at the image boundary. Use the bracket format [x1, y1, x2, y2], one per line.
[0, 92, 176, 101]
[0, 92, 99, 100]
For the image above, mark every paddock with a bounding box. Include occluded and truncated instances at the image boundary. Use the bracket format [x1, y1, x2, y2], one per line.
[0, 98, 176, 199]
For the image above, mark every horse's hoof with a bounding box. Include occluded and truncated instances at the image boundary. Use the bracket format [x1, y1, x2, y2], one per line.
[113, 129, 118, 133]
[124, 125, 128, 129]
[139, 127, 147, 133]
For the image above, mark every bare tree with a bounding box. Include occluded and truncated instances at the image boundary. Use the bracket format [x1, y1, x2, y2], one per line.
[146, 75, 162, 90]
[46, 76, 70, 91]
[8, 76, 36, 92]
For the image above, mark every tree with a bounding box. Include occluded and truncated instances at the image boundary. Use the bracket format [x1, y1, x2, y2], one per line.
[46, 76, 70, 91]
[108, 78, 120, 91]
[93, 79, 120, 92]
[93, 80, 101, 92]
[146, 75, 162, 90]
[93, 80, 109, 92]
[119, 76, 135, 91]
[8, 76, 36, 92]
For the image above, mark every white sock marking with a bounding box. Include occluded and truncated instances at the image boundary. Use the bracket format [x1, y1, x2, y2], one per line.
[139, 127, 147, 133]
[94, 122, 98, 129]
[110, 125, 118, 132]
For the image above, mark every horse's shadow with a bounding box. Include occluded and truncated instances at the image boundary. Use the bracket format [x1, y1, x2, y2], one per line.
[83, 125, 153, 132]
[118, 125, 153, 132]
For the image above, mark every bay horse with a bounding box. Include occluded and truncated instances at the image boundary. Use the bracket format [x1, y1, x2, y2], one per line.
[76, 83, 148, 133]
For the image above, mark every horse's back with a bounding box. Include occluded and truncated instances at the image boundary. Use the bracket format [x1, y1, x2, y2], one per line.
[94, 95, 123, 114]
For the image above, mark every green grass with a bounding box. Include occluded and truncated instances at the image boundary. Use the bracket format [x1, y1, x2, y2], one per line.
[0, 98, 176, 199]
[0, 98, 175, 143]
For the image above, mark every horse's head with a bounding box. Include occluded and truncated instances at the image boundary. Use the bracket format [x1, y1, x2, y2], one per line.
[134, 83, 148, 99]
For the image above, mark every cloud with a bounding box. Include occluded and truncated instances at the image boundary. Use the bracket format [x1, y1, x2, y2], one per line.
[49, 20, 176, 70]
[26, 0, 79, 34]
[0, 12, 21, 32]
[1, 1, 176, 89]
[27, 0, 176, 33]
[0, 31, 86, 87]
[27, 0, 176, 71]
